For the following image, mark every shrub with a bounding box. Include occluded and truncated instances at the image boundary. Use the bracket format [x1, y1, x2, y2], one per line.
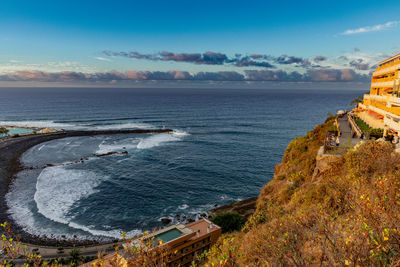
[211, 212, 245, 233]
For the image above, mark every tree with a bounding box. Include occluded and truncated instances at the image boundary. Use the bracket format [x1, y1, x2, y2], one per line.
[211, 212, 245, 233]
[69, 248, 82, 267]
[350, 96, 363, 107]
[0, 127, 8, 134]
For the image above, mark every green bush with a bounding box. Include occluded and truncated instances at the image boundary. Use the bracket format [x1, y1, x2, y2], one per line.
[354, 117, 383, 137]
[211, 212, 245, 233]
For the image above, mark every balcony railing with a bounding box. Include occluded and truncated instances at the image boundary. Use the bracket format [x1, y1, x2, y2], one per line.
[371, 76, 397, 83]
[363, 94, 400, 107]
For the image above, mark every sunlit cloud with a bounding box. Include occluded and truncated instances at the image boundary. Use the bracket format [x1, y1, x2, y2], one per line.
[94, 57, 111, 62]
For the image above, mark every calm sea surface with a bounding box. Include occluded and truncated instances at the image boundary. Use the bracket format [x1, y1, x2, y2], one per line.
[0, 87, 362, 240]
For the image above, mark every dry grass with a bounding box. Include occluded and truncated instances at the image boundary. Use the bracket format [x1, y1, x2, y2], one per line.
[206, 117, 400, 266]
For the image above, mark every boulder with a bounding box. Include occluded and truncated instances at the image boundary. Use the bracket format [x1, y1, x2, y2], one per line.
[161, 218, 172, 225]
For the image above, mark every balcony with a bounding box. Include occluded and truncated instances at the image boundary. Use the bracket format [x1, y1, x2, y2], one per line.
[371, 76, 397, 83]
[371, 81, 395, 88]
[364, 94, 400, 107]
[374, 61, 400, 76]
[384, 116, 400, 131]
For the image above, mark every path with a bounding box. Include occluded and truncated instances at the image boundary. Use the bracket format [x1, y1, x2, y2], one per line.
[337, 115, 362, 149]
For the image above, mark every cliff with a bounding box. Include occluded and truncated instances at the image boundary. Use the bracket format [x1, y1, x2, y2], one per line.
[206, 116, 400, 266]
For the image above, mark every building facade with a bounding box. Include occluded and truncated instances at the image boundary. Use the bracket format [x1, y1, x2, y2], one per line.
[82, 218, 221, 267]
[358, 53, 400, 133]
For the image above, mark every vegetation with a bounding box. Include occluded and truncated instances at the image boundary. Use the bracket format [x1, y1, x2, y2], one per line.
[350, 96, 363, 107]
[205, 117, 400, 266]
[210, 213, 245, 233]
[0, 127, 8, 134]
[355, 117, 384, 137]
[69, 249, 82, 267]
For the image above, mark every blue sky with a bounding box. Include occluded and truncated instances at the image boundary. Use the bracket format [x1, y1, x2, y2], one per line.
[1, 0, 400, 85]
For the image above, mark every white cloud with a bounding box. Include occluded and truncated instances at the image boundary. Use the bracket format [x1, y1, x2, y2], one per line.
[94, 57, 111, 62]
[341, 21, 400, 35]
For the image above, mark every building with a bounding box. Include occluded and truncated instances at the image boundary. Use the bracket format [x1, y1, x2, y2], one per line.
[82, 218, 221, 267]
[357, 53, 400, 133]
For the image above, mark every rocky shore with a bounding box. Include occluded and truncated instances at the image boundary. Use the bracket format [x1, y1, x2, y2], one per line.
[0, 128, 172, 247]
[207, 197, 257, 219]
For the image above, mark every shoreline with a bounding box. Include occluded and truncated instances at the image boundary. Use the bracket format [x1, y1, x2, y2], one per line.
[0, 128, 172, 247]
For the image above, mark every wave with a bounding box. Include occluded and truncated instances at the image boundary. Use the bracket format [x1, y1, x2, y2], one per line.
[7, 167, 139, 240]
[34, 166, 104, 225]
[67, 222, 141, 239]
[0, 120, 152, 131]
[137, 133, 179, 149]
[91, 122, 152, 130]
[95, 138, 139, 155]
[0, 120, 77, 129]
[178, 204, 189, 210]
[172, 130, 190, 136]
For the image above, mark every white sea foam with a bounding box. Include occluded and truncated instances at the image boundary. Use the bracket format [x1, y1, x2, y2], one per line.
[95, 138, 138, 154]
[0, 120, 77, 129]
[34, 166, 104, 225]
[0, 120, 152, 131]
[93, 122, 151, 130]
[172, 130, 190, 136]
[136, 131, 188, 149]
[178, 204, 189, 210]
[7, 167, 140, 239]
[67, 222, 141, 239]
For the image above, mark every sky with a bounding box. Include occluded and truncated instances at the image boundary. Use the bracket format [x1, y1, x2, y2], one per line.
[1, 0, 400, 86]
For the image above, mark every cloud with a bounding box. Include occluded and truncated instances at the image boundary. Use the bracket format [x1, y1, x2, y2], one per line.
[306, 68, 369, 82]
[106, 50, 363, 71]
[103, 50, 278, 68]
[0, 67, 371, 84]
[341, 21, 400, 35]
[94, 57, 111, 62]
[313, 56, 327, 62]
[245, 70, 306, 82]
[349, 59, 369, 70]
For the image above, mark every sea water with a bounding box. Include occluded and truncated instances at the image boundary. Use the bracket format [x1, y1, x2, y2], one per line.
[0, 87, 363, 240]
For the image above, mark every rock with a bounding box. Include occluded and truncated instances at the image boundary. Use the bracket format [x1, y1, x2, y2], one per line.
[200, 213, 207, 218]
[187, 218, 195, 223]
[46, 163, 55, 167]
[214, 204, 218, 207]
[161, 218, 172, 224]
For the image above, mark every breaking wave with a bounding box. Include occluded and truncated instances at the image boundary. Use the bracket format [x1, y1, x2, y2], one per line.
[0, 120, 152, 131]
[34, 166, 104, 225]
[136, 132, 186, 149]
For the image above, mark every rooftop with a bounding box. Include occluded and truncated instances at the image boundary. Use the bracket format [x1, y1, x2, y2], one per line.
[186, 218, 221, 238]
[379, 53, 400, 66]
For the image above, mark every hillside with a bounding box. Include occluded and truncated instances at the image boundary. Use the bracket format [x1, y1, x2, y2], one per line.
[206, 116, 400, 266]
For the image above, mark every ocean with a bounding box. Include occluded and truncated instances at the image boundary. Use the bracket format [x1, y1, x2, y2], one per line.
[0, 87, 363, 240]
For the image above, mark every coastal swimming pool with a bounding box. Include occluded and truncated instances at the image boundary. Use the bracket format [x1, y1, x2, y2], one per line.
[0, 127, 34, 136]
[154, 229, 183, 243]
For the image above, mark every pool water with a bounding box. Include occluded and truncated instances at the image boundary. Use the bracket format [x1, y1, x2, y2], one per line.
[154, 229, 183, 243]
[0, 128, 34, 136]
